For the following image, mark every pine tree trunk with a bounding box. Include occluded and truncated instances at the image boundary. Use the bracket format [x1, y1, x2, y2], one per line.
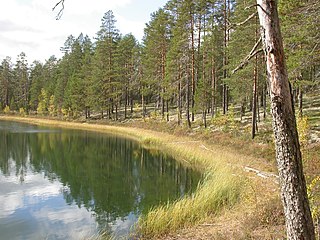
[115, 103, 118, 121]
[141, 92, 145, 119]
[203, 110, 207, 128]
[166, 100, 169, 122]
[125, 87, 128, 119]
[257, 1, 315, 239]
[298, 87, 303, 117]
[211, 57, 216, 118]
[263, 83, 267, 119]
[161, 89, 165, 119]
[190, 8, 196, 122]
[252, 63, 257, 139]
[186, 75, 191, 128]
[178, 69, 182, 126]
[223, 0, 229, 115]
[130, 96, 133, 115]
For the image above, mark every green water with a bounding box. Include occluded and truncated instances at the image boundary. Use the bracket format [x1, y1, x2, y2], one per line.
[0, 120, 201, 239]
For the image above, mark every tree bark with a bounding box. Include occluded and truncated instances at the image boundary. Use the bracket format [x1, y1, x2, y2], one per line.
[124, 86, 128, 119]
[190, 9, 196, 122]
[186, 73, 191, 128]
[256, 1, 315, 239]
[141, 91, 145, 120]
[252, 62, 258, 139]
[298, 87, 303, 117]
[178, 67, 182, 125]
[263, 82, 267, 119]
[223, 0, 230, 115]
[211, 56, 216, 118]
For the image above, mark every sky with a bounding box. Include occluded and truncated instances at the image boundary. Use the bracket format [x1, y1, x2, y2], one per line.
[0, 0, 168, 63]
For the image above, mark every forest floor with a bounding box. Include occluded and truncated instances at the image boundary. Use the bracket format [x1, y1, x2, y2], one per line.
[1, 93, 320, 239]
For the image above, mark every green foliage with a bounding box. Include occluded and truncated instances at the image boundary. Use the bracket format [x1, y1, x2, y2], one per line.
[307, 176, 320, 223]
[48, 95, 57, 116]
[13, 52, 29, 110]
[3, 105, 10, 114]
[19, 107, 26, 117]
[150, 110, 160, 120]
[37, 88, 49, 115]
[211, 106, 239, 132]
[211, 112, 229, 127]
[297, 116, 309, 146]
[61, 107, 72, 119]
[227, 105, 237, 130]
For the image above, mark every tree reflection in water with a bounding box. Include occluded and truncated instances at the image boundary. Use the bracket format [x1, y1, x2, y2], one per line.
[0, 120, 201, 237]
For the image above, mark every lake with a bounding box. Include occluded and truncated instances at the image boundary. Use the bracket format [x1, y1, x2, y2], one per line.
[0, 120, 201, 239]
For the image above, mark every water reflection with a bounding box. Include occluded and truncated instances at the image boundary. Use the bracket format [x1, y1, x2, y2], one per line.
[0, 120, 201, 239]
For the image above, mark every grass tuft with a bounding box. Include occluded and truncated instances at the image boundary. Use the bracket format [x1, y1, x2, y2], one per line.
[137, 165, 243, 238]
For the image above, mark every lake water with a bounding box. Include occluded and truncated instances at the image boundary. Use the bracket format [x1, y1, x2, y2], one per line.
[0, 120, 201, 239]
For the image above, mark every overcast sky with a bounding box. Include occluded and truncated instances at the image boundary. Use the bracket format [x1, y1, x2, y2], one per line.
[0, 0, 168, 63]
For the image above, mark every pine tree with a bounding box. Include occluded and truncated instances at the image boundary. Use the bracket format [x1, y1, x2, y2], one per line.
[54, 35, 75, 115]
[142, 8, 170, 119]
[0, 57, 13, 109]
[81, 35, 94, 119]
[228, 0, 265, 138]
[29, 61, 44, 111]
[117, 34, 139, 119]
[92, 10, 120, 119]
[13, 52, 29, 112]
[64, 34, 86, 117]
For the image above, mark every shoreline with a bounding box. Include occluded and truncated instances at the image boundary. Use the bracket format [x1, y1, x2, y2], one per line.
[0, 115, 282, 239]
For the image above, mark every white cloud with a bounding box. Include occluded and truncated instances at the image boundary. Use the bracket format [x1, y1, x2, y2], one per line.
[0, 168, 98, 239]
[0, 192, 24, 218]
[0, 0, 167, 62]
[115, 13, 146, 40]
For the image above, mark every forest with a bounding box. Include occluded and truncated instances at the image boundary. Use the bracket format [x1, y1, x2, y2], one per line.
[0, 0, 318, 135]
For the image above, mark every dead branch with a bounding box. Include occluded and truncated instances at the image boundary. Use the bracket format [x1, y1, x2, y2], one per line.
[246, 4, 270, 17]
[53, 0, 65, 20]
[232, 36, 263, 74]
[228, 12, 257, 30]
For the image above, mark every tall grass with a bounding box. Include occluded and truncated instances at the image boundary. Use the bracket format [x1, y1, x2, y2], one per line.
[136, 136, 245, 238]
[137, 166, 243, 238]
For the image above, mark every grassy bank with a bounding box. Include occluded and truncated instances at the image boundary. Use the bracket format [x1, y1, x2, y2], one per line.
[0, 115, 247, 238]
[137, 167, 242, 238]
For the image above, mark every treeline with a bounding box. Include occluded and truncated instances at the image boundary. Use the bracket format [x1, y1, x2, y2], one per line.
[0, 0, 319, 129]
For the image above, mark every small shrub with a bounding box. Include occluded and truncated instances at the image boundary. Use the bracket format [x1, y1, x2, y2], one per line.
[211, 114, 228, 127]
[19, 107, 26, 117]
[307, 176, 320, 222]
[48, 95, 57, 116]
[61, 108, 72, 119]
[134, 103, 141, 117]
[297, 116, 309, 146]
[3, 105, 10, 114]
[227, 106, 239, 131]
[150, 110, 159, 120]
[37, 102, 47, 115]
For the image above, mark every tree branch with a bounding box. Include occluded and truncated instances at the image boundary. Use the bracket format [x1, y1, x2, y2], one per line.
[53, 0, 65, 20]
[232, 37, 263, 74]
[246, 4, 270, 17]
[228, 12, 257, 30]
